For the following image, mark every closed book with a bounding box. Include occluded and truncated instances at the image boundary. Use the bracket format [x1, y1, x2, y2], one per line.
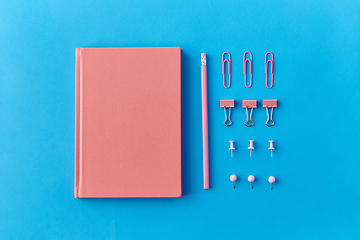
[75, 47, 181, 198]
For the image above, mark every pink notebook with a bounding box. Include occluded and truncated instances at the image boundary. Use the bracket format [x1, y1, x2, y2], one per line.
[75, 47, 182, 198]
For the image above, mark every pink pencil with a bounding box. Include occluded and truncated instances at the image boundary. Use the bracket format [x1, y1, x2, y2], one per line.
[201, 53, 209, 189]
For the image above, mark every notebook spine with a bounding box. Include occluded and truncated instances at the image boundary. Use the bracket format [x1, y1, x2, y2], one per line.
[74, 48, 81, 198]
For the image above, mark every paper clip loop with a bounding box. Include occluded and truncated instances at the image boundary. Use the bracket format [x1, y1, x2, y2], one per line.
[222, 52, 231, 88]
[244, 52, 253, 88]
[263, 99, 277, 126]
[265, 52, 274, 88]
[220, 100, 234, 126]
[242, 100, 257, 127]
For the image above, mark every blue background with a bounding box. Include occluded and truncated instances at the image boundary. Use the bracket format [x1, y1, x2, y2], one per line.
[1, 0, 360, 239]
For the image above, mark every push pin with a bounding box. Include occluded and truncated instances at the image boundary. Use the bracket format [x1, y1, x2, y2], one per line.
[268, 176, 276, 190]
[230, 175, 237, 189]
[248, 140, 254, 157]
[220, 99, 235, 126]
[268, 140, 275, 157]
[248, 175, 255, 189]
[229, 141, 235, 157]
[263, 99, 277, 126]
[242, 100, 257, 127]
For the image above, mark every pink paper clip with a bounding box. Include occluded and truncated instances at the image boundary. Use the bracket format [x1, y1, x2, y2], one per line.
[222, 52, 231, 88]
[265, 52, 274, 88]
[220, 99, 234, 126]
[263, 99, 277, 126]
[244, 52, 253, 88]
[242, 100, 257, 127]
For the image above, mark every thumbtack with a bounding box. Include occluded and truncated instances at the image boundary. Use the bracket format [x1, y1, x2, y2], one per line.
[229, 141, 235, 157]
[268, 140, 275, 157]
[248, 140, 254, 157]
[230, 175, 237, 189]
[248, 175, 255, 189]
[268, 176, 276, 190]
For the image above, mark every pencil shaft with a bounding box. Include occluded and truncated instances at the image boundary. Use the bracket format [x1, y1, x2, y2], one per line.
[201, 54, 209, 189]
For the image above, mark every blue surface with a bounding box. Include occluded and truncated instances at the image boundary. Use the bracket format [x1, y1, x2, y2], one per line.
[1, 0, 360, 239]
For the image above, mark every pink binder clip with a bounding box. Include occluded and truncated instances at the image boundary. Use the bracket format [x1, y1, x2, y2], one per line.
[220, 99, 234, 126]
[244, 52, 253, 88]
[242, 100, 257, 127]
[263, 99, 277, 126]
[222, 52, 231, 88]
[265, 52, 274, 88]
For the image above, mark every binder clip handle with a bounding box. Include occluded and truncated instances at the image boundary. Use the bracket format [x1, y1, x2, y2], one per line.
[223, 108, 233, 126]
[244, 108, 254, 127]
[265, 114, 275, 126]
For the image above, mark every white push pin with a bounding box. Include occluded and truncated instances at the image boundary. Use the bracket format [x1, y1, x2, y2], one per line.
[268, 140, 275, 157]
[268, 176, 276, 190]
[230, 175, 237, 189]
[229, 141, 235, 157]
[248, 140, 254, 157]
[248, 175, 255, 189]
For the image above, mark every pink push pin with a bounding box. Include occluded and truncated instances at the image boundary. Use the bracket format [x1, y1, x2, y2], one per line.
[229, 141, 235, 157]
[248, 175, 255, 189]
[268, 176, 276, 190]
[268, 140, 275, 157]
[230, 175, 237, 189]
[248, 140, 254, 157]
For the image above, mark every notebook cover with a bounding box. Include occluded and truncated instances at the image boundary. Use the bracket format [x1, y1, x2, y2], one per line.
[75, 47, 181, 198]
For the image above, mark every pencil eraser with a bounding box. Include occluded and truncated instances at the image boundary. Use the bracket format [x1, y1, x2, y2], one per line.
[201, 53, 206, 57]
